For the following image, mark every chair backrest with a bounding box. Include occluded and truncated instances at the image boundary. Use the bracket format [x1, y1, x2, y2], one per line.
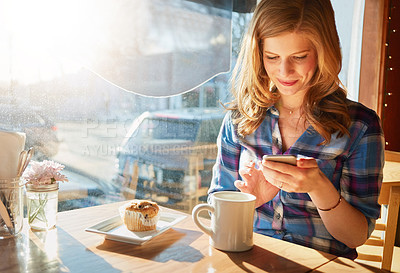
[385, 150, 400, 162]
[379, 184, 400, 271]
[122, 160, 139, 200]
[356, 150, 400, 271]
[381, 151, 400, 271]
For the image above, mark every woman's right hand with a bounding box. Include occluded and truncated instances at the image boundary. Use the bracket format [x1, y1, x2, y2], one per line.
[235, 160, 280, 208]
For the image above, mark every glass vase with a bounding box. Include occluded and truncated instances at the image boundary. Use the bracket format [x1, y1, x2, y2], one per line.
[26, 182, 59, 231]
[0, 177, 23, 239]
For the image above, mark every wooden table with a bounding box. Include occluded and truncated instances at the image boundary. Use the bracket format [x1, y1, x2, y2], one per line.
[0, 201, 386, 273]
[311, 257, 390, 272]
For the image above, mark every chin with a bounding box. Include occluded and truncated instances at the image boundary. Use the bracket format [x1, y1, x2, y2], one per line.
[277, 86, 301, 96]
[276, 83, 309, 96]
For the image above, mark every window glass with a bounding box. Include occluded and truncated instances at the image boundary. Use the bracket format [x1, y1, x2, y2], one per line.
[182, 91, 201, 108]
[0, 6, 252, 213]
[131, 118, 198, 141]
[0, 0, 233, 97]
[0, 1, 362, 215]
[331, 0, 365, 100]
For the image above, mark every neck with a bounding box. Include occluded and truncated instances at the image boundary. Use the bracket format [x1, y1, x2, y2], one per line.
[277, 94, 304, 115]
[277, 101, 302, 115]
[279, 103, 300, 112]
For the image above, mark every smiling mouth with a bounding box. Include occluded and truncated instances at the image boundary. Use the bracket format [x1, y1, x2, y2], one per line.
[278, 79, 298, 86]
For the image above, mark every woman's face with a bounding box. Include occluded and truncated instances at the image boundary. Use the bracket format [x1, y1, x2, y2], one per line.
[262, 32, 318, 97]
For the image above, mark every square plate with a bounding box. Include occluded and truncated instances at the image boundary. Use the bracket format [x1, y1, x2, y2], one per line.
[85, 212, 187, 245]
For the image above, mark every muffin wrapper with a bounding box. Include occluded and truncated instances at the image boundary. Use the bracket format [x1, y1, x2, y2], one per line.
[119, 206, 160, 231]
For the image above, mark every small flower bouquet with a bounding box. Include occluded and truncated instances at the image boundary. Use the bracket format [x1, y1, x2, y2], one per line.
[23, 160, 68, 230]
[23, 160, 68, 186]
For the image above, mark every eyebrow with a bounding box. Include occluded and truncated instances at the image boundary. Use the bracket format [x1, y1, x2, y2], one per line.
[264, 50, 310, 55]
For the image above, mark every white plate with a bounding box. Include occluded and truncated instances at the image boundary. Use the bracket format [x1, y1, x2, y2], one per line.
[85, 212, 187, 245]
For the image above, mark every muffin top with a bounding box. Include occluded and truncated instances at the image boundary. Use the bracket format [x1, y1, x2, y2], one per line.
[124, 199, 159, 218]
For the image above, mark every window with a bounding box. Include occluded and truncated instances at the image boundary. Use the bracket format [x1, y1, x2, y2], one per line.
[0, 1, 253, 213]
[331, 0, 365, 100]
[0, 1, 364, 214]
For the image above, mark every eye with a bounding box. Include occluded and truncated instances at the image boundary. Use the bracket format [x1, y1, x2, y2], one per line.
[265, 55, 278, 60]
[293, 55, 308, 60]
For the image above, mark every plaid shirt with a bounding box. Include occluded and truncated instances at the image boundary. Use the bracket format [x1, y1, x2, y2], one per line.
[209, 99, 385, 259]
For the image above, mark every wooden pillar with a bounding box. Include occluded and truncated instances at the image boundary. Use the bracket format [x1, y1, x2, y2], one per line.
[358, 0, 388, 116]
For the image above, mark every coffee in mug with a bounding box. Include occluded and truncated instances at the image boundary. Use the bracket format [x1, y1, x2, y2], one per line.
[192, 191, 256, 252]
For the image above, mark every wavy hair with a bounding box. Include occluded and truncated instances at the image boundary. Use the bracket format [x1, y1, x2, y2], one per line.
[228, 0, 350, 144]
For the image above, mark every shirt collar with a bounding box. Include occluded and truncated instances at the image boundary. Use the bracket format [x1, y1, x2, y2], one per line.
[266, 105, 280, 118]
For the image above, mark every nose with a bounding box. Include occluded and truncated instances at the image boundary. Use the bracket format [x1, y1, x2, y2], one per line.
[279, 59, 293, 77]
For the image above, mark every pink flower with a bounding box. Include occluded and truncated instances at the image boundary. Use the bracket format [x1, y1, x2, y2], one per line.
[23, 160, 68, 186]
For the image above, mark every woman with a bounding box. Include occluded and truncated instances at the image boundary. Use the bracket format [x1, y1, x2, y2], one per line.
[209, 0, 385, 259]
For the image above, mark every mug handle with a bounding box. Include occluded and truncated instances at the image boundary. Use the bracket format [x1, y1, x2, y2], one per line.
[192, 203, 214, 236]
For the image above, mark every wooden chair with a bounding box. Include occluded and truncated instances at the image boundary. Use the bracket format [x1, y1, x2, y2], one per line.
[122, 160, 139, 200]
[179, 145, 217, 213]
[356, 150, 400, 271]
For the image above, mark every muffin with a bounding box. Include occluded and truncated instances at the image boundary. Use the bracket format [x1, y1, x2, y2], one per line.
[119, 200, 160, 231]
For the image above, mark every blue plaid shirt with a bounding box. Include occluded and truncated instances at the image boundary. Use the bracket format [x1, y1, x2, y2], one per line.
[209, 99, 385, 258]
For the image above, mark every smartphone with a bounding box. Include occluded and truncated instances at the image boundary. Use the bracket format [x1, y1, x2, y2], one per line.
[262, 154, 297, 166]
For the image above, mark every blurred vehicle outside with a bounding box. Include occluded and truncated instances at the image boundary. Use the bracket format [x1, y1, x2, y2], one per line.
[114, 107, 224, 211]
[0, 104, 60, 160]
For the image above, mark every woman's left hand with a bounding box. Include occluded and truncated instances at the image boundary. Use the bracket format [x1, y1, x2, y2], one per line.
[235, 160, 280, 207]
[260, 157, 328, 193]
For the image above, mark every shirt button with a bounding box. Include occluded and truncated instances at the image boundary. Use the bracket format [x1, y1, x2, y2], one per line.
[276, 213, 281, 220]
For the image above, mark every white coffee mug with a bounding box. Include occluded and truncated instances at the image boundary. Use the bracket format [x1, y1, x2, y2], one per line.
[192, 191, 256, 252]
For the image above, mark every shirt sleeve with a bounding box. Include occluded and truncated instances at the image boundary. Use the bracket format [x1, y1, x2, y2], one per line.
[208, 112, 242, 194]
[342, 108, 385, 237]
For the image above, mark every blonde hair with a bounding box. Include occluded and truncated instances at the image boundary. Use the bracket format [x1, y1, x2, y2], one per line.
[228, 0, 350, 144]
